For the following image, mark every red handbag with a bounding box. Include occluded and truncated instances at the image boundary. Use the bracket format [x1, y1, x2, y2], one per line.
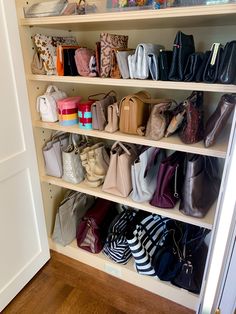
[76, 198, 117, 253]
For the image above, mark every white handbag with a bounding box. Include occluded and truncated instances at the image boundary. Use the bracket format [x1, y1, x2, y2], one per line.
[43, 131, 69, 177]
[131, 147, 165, 202]
[52, 190, 95, 246]
[62, 134, 86, 184]
[37, 85, 67, 122]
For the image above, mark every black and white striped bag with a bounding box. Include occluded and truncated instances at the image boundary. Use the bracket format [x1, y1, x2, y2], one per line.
[103, 209, 137, 264]
[126, 214, 170, 276]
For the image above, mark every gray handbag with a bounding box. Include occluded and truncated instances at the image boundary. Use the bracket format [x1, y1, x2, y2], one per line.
[52, 190, 95, 246]
[43, 131, 69, 177]
[62, 134, 86, 184]
[131, 147, 165, 203]
[116, 49, 135, 79]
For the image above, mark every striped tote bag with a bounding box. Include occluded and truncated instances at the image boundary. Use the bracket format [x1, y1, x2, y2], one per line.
[103, 209, 137, 264]
[126, 214, 170, 276]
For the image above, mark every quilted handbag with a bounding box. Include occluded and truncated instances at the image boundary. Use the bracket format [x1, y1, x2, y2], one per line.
[37, 85, 67, 122]
[52, 190, 95, 246]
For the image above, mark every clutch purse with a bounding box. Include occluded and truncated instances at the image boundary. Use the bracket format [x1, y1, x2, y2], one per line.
[202, 43, 223, 83]
[218, 41, 236, 84]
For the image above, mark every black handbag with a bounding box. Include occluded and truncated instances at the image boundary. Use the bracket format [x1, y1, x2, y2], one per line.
[184, 52, 204, 82]
[171, 225, 209, 294]
[168, 31, 195, 81]
[218, 41, 236, 84]
[195, 50, 211, 82]
[203, 43, 223, 83]
[64, 48, 78, 76]
[159, 50, 173, 81]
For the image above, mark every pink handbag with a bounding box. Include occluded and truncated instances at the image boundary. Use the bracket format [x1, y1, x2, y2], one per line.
[74, 48, 97, 77]
[57, 96, 81, 126]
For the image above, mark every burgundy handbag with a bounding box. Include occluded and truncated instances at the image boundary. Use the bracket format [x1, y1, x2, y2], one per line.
[179, 91, 204, 144]
[76, 198, 117, 253]
[150, 151, 185, 209]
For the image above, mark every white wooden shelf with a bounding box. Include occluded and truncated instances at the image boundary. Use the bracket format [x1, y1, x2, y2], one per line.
[49, 238, 199, 310]
[27, 74, 236, 93]
[20, 4, 236, 30]
[41, 175, 215, 230]
[34, 120, 229, 159]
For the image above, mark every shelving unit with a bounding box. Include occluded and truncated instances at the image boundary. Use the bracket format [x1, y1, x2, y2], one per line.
[16, 0, 236, 311]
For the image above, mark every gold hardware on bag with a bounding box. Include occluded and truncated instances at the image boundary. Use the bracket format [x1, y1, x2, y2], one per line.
[215, 308, 220, 314]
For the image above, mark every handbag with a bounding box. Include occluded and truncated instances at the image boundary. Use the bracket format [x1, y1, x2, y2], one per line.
[31, 52, 46, 75]
[131, 147, 166, 203]
[195, 50, 211, 82]
[34, 34, 78, 75]
[100, 32, 129, 78]
[116, 49, 135, 79]
[76, 198, 118, 253]
[126, 213, 172, 277]
[168, 31, 195, 81]
[184, 52, 204, 82]
[150, 151, 185, 209]
[171, 225, 209, 294]
[204, 94, 236, 148]
[159, 50, 173, 81]
[145, 101, 175, 141]
[102, 141, 138, 197]
[105, 102, 119, 133]
[37, 85, 67, 122]
[202, 43, 224, 83]
[91, 91, 117, 130]
[42, 131, 69, 177]
[179, 91, 204, 144]
[52, 190, 95, 246]
[56, 45, 80, 76]
[179, 154, 221, 218]
[218, 41, 236, 84]
[103, 208, 137, 264]
[62, 134, 86, 184]
[110, 48, 122, 79]
[74, 47, 97, 77]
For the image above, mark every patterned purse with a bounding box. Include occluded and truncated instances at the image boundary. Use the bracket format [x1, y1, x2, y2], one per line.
[100, 32, 128, 78]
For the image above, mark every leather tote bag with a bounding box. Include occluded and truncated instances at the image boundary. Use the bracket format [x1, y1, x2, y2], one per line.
[102, 141, 138, 197]
[179, 91, 204, 144]
[168, 31, 195, 81]
[204, 94, 236, 148]
[52, 190, 95, 246]
[202, 43, 223, 83]
[37, 85, 67, 122]
[43, 131, 69, 177]
[91, 91, 117, 130]
[171, 225, 209, 294]
[76, 198, 118, 253]
[62, 133, 86, 184]
[218, 41, 236, 84]
[131, 147, 166, 203]
[103, 208, 137, 264]
[179, 154, 221, 218]
[150, 151, 185, 209]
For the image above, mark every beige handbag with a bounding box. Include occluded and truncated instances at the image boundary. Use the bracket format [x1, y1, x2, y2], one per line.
[105, 102, 119, 133]
[31, 52, 46, 75]
[102, 141, 138, 197]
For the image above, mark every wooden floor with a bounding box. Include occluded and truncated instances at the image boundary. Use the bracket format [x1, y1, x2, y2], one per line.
[3, 251, 195, 314]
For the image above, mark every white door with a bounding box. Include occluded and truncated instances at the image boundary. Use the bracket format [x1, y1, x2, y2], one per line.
[0, 0, 49, 311]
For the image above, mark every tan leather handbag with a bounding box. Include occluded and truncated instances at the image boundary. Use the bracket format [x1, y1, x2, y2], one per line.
[119, 91, 173, 136]
[102, 141, 138, 197]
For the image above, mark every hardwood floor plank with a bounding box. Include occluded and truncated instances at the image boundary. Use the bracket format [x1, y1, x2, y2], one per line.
[3, 251, 194, 314]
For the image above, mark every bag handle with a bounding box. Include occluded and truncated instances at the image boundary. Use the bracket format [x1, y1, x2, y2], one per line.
[46, 85, 60, 94]
[88, 90, 117, 101]
[111, 141, 137, 156]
